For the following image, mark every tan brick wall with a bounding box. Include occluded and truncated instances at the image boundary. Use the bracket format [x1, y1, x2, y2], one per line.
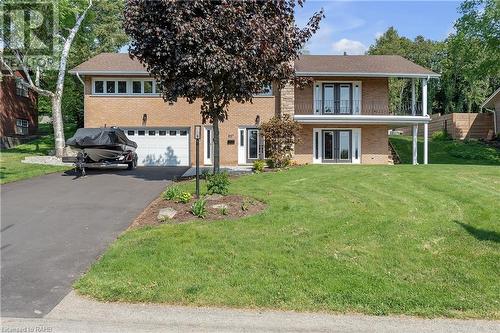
[83, 76, 276, 165]
[293, 124, 389, 164]
[294, 77, 389, 115]
[83, 76, 390, 165]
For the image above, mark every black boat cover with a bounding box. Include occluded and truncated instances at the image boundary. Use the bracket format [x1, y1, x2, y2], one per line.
[66, 128, 138, 149]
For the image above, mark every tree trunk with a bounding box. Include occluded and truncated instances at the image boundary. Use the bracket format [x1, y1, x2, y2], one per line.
[52, 0, 92, 157]
[212, 117, 220, 174]
[52, 95, 65, 157]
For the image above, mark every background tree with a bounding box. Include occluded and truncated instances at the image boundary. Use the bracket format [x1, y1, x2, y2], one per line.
[260, 114, 302, 168]
[442, 0, 499, 113]
[367, 0, 499, 114]
[124, 0, 323, 172]
[1, 0, 93, 156]
[38, 0, 129, 128]
[1, 0, 128, 156]
[368, 27, 445, 114]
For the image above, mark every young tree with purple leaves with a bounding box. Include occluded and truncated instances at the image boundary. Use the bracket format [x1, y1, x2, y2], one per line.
[124, 0, 323, 172]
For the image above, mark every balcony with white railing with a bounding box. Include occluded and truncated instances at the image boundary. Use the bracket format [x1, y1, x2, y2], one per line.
[295, 100, 424, 116]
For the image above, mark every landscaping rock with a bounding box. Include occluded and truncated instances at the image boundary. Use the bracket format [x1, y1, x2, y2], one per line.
[157, 207, 177, 220]
[205, 194, 223, 201]
[211, 203, 228, 210]
[21, 156, 73, 166]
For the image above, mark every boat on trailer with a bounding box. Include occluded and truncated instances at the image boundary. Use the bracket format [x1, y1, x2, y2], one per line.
[64, 127, 138, 176]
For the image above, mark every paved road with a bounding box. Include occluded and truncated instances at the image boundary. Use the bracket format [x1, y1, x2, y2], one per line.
[1, 167, 187, 318]
[2, 291, 499, 333]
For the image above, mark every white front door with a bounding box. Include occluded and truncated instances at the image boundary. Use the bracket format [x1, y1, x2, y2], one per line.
[204, 126, 213, 165]
[125, 128, 190, 166]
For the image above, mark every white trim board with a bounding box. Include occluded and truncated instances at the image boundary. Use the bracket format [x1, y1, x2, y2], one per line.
[295, 115, 430, 125]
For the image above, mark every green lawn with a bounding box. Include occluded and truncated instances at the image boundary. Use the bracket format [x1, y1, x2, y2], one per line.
[390, 135, 500, 165]
[75, 161, 500, 318]
[0, 125, 73, 184]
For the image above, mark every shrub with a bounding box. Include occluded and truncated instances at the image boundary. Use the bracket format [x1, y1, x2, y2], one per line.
[206, 172, 230, 195]
[220, 206, 228, 215]
[241, 199, 251, 211]
[176, 191, 192, 204]
[201, 169, 211, 179]
[265, 159, 275, 168]
[432, 130, 450, 141]
[191, 199, 207, 218]
[162, 186, 181, 200]
[260, 114, 302, 168]
[253, 160, 265, 173]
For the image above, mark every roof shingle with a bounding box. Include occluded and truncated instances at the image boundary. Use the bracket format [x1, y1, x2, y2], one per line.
[295, 55, 439, 78]
[70, 53, 439, 78]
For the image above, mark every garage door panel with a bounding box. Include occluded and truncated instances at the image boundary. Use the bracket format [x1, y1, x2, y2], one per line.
[125, 128, 190, 166]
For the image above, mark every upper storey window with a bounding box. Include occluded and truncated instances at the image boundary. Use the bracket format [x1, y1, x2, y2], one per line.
[93, 78, 157, 95]
[15, 77, 29, 97]
[254, 84, 273, 97]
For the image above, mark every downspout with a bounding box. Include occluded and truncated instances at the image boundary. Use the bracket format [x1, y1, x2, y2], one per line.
[75, 72, 85, 86]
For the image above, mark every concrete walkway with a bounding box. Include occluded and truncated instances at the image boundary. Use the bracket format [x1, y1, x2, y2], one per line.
[2, 291, 499, 333]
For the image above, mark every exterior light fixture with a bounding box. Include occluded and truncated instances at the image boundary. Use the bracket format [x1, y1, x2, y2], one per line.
[194, 125, 201, 140]
[255, 115, 261, 126]
[142, 113, 147, 123]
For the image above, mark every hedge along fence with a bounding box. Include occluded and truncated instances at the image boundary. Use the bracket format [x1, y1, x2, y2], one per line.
[395, 113, 494, 140]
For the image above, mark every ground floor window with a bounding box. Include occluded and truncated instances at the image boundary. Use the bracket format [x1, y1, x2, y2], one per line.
[313, 128, 361, 164]
[15, 119, 29, 135]
[322, 130, 351, 163]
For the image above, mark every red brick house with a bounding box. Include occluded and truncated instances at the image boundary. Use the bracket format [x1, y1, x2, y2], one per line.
[69, 53, 439, 166]
[0, 70, 38, 147]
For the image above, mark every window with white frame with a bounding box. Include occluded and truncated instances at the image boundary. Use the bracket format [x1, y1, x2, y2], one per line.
[313, 81, 362, 115]
[132, 81, 142, 94]
[254, 84, 273, 96]
[94, 80, 104, 93]
[15, 119, 29, 135]
[106, 81, 115, 94]
[15, 78, 29, 97]
[144, 80, 153, 94]
[93, 78, 157, 95]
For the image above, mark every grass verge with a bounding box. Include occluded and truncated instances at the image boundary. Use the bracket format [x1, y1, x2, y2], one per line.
[390, 135, 500, 165]
[0, 125, 74, 184]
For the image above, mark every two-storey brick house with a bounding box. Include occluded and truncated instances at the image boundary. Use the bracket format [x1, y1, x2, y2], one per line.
[70, 53, 438, 166]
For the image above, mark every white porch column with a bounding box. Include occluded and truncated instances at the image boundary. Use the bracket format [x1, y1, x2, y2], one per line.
[411, 79, 418, 165]
[422, 78, 428, 165]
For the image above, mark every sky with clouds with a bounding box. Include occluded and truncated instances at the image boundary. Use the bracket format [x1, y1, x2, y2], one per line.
[296, 0, 462, 55]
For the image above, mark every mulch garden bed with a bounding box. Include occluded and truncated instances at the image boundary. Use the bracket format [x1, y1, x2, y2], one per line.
[130, 194, 266, 228]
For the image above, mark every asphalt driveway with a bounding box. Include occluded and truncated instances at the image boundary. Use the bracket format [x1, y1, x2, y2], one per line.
[1, 166, 188, 318]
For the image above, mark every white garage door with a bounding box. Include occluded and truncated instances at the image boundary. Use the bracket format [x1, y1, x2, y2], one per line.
[124, 128, 190, 166]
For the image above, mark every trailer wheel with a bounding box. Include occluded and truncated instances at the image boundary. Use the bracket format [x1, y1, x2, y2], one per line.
[76, 152, 86, 176]
[127, 154, 138, 170]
